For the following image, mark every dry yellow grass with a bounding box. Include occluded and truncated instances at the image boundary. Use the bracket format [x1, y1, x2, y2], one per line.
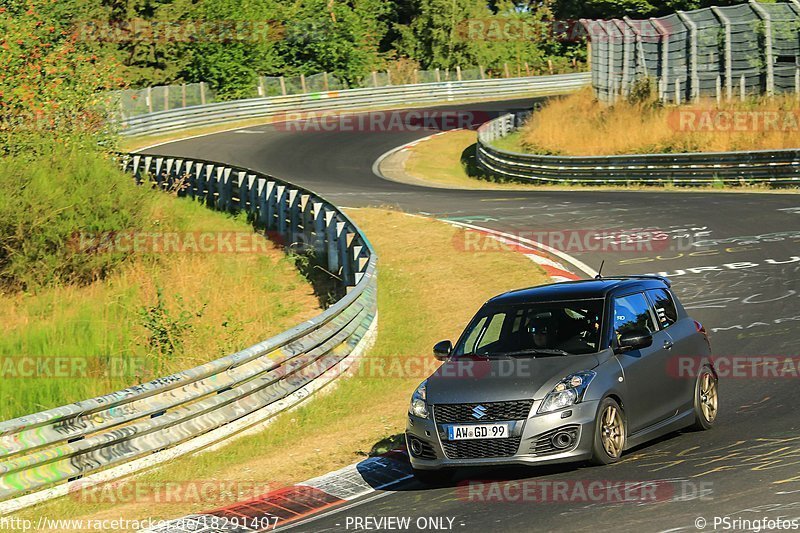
[9, 208, 550, 532]
[515, 87, 800, 156]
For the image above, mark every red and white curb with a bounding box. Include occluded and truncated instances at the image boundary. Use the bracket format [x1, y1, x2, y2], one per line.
[141, 451, 412, 532]
[445, 220, 598, 281]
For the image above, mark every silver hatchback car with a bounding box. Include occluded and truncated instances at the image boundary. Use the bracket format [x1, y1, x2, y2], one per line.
[406, 276, 717, 483]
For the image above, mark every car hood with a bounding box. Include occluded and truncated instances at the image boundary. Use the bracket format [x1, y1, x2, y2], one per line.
[426, 354, 600, 404]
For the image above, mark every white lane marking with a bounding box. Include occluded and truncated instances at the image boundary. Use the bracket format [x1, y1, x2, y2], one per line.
[371, 129, 463, 181]
[446, 221, 599, 278]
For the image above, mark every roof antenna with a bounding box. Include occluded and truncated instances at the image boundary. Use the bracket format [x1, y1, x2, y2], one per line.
[595, 260, 605, 280]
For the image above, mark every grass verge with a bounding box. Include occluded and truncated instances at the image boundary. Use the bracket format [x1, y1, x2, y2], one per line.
[8, 208, 550, 531]
[512, 87, 800, 156]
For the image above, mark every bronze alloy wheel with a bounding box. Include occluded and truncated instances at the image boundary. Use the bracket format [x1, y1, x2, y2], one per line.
[600, 404, 624, 459]
[699, 371, 718, 424]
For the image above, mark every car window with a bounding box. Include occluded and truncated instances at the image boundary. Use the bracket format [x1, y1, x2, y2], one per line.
[453, 299, 604, 356]
[612, 293, 657, 342]
[648, 289, 678, 329]
[475, 313, 506, 353]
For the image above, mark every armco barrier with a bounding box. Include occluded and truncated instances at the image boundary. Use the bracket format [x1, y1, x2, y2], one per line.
[477, 112, 800, 184]
[0, 154, 377, 513]
[121, 73, 591, 137]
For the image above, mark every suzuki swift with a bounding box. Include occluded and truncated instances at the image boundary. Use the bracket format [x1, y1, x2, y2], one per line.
[406, 276, 717, 483]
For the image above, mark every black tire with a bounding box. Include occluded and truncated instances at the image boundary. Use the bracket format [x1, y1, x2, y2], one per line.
[690, 365, 718, 431]
[412, 468, 455, 486]
[590, 397, 626, 466]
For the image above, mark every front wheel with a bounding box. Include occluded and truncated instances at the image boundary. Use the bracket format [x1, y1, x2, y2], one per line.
[590, 397, 625, 465]
[690, 366, 718, 430]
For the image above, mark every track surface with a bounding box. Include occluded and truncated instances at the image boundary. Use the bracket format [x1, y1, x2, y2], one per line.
[142, 98, 800, 532]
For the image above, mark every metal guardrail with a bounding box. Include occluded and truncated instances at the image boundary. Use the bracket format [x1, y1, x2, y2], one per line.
[0, 154, 377, 513]
[121, 73, 591, 137]
[477, 112, 800, 184]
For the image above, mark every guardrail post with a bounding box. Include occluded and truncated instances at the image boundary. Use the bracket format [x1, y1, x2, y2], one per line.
[288, 189, 300, 245]
[235, 171, 247, 211]
[338, 223, 354, 287]
[256, 178, 268, 227]
[299, 194, 314, 253]
[245, 174, 257, 217]
[221, 167, 233, 212]
[325, 210, 340, 275]
[312, 201, 326, 257]
[277, 185, 288, 234]
[264, 180, 277, 229]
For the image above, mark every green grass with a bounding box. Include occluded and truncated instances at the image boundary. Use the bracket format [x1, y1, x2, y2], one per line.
[0, 172, 321, 420]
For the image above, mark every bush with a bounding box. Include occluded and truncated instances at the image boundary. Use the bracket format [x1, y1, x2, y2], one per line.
[0, 145, 152, 291]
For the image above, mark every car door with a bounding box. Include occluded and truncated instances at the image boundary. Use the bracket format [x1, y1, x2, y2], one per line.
[646, 288, 699, 415]
[611, 292, 676, 434]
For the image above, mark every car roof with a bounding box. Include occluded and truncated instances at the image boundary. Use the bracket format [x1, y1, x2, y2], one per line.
[486, 277, 671, 306]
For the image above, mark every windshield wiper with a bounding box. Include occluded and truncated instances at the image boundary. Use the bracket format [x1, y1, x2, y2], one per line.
[492, 348, 571, 357]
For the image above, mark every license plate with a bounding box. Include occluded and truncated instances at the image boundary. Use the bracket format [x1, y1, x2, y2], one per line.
[447, 423, 510, 440]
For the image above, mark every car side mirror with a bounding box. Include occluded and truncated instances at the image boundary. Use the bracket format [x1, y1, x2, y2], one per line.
[433, 340, 453, 361]
[615, 330, 653, 354]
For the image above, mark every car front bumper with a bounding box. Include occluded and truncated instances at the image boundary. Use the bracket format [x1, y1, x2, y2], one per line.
[406, 399, 599, 470]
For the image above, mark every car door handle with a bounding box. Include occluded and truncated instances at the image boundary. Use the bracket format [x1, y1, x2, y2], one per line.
[663, 340, 674, 350]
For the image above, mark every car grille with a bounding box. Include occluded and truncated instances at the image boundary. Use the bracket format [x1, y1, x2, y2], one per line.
[433, 400, 534, 423]
[530, 425, 580, 456]
[442, 437, 522, 459]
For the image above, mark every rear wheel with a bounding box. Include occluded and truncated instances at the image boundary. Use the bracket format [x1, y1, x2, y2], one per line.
[412, 468, 454, 486]
[590, 397, 625, 465]
[691, 366, 718, 430]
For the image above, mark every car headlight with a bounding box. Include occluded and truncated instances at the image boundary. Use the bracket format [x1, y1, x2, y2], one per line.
[409, 380, 428, 418]
[538, 371, 596, 414]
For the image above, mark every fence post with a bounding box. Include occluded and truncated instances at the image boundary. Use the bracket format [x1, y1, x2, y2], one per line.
[716, 75, 722, 106]
[740, 74, 746, 101]
[300, 74, 307, 94]
[413, 69, 419, 84]
[279, 76, 287, 96]
[711, 7, 733, 101]
[323, 71, 329, 91]
[652, 18, 670, 104]
[504, 63, 510, 78]
[371, 71, 378, 87]
[676, 11, 699, 102]
[435, 68, 441, 82]
[479, 64, 485, 79]
[456, 65, 462, 81]
[163, 85, 169, 111]
[386, 70, 392, 85]
[181, 84, 186, 108]
[146, 86, 153, 114]
[258, 76, 265, 97]
[524, 62, 530, 76]
[200, 82, 206, 106]
[675, 78, 682, 105]
[749, 0, 774, 97]
[796, 67, 800, 101]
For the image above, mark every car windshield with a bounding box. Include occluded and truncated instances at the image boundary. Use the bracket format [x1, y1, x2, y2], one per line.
[453, 299, 605, 357]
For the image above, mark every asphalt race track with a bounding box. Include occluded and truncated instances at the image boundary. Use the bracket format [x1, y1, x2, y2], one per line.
[141, 98, 800, 532]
